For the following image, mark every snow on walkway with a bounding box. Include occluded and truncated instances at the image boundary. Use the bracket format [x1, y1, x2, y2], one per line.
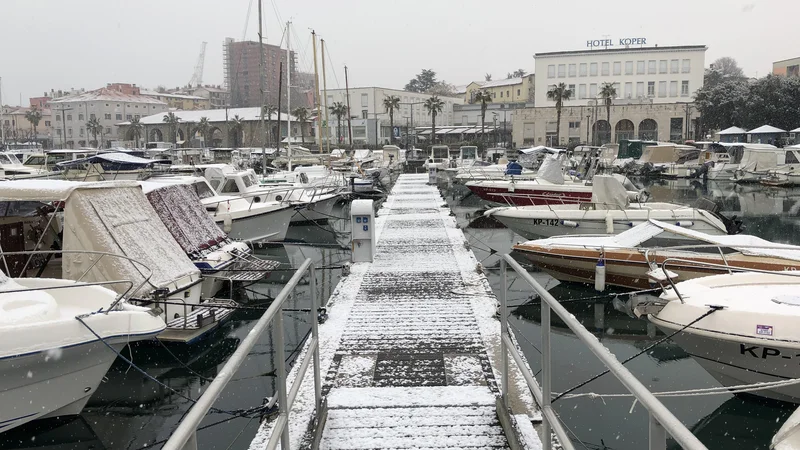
[250, 174, 541, 450]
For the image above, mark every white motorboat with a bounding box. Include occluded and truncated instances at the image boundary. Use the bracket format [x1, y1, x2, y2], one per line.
[423, 145, 451, 171]
[773, 406, 800, 449]
[649, 271, 800, 403]
[143, 182, 280, 297]
[485, 175, 734, 239]
[0, 152, 48, 178]
[729, 144, 790, 183]
[145, 175, 295, 242]
[0, 273, 165, 432]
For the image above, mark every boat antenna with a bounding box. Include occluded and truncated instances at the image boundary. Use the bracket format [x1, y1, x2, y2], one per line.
[277, 61, 283, 170]
[345, 65, 353, 149]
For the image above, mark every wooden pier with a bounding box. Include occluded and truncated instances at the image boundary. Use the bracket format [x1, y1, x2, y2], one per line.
[251, 173, 543, 449]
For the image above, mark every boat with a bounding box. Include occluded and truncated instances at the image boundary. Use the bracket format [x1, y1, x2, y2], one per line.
[648, 270, 800, 403]
[731, 144, 791, 183]
[142, 182, 280, 297]
[0, 152, 49, 178]
[423, 145, 451, 171]
[0, 270, 165, 432]
[144, 175, 295, 242]
[466, 153, 640, 206]
[773, 405, 800, 449]
[55, 151, 171, 181]
[486, 175, 734, 239]
[512, 218, 796, 290]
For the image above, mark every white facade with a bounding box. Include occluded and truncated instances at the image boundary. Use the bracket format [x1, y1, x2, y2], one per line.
[50, 89, 167, 148]
[323, 87, 463, 128]
[535, 45, 706, 107]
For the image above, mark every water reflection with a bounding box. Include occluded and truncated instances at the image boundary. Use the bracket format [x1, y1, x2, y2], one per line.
[440, 177, 800, 450]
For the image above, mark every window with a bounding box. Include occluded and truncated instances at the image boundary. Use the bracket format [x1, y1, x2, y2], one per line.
[115, 113, 122, 120]
[787, 152, 800, 164]
[55, 129, 62, 137]
[613, 61, 622, 75]
[221, 179, 239, 194]
[625, 82, 633, 98]
[682, 59, 691, 73]
[589, 83, 597, 98]
[670, 81, 678, 97]
[56, 115, 61, 122]
[647, 81, 655, 97]
[637, 61, 645, 74]
[648, 60, 656, 74]
[612, 83, 620, 98]
[105, 127, 111, 134]
[327, 95, 333, 104]
[681, 80, 690, 96]
[625, 61, 633, 75]
[658, 81, 667, 97]
[500, 91, 503, 98]
[79, 128, 84, 137]
[670, 117, 684, 142]
[66, 114, 72, 121]
[578, 84, 587, 99]
[579, 63, 587, 76]
[90, 113, 96, 120]
[67, 128, 73, 137]
[568, 84, 576, 95]
[126, 114, 132, 120]
[104, 113, 112, 120]
[45, 120, 50, 127]
[601, 62, 609, 76]
[517, 89, 521, 96]
[590, 63, 598, 76]
[547, 65, 555, 78]
[461, 115, 468, 125]
[568, 64, 576, 77]
[557, 64, 566, 77]
[361, 93, 368, 107]
[659, 60, 668, 74]
[636, 82, 644, 97]
[362, 109, 368, 119]
[671, 59, 679, 73]
[105, 103, 109, 107]
[79, 114, 84, 121]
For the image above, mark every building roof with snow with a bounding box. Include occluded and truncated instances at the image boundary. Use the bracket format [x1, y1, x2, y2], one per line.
[116, 107, 305, 126]
[717, 126, 747, 135]
[747, 125, 787, 134]
[50, 88, 167, 105]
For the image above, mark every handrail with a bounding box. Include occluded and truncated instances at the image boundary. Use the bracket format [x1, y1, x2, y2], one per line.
[500, 254, 707, 450]
[163, 258, 320, 450]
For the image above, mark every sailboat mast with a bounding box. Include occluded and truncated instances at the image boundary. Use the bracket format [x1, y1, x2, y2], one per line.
[312, 31, 323, 152]
[286, 21, 292, 171]
[321, 39, 330, 153]
[0, 77, 5, 148]
[344, 65, 353, 148]
[257, 0, 267, 174]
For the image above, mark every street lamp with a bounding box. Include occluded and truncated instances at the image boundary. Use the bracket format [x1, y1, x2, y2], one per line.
[492, 112, 498, 147]
[399, 101, 426, 154]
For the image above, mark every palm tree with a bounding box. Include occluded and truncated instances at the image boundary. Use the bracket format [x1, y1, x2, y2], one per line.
[129, 116, 144, 148]
[195, 117, 211, 147]
[162, 112, 180, 144]
[86, 117, 102, 148]
[546, 83, 573, 147]
[228, 115, 244, 148]
[262, 105, 277, 146]
[513, 69, 527, 78]
[292, 107, 309, 144]
[599, 82, 617, 141]
[382, 95, 401, 144]
[423, 96, 445, 145]
[474, 91, 492, 144]
[24, 108, 42, 144]
[328, 102, 347, 144]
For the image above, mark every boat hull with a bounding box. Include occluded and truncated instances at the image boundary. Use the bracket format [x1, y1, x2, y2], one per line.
[466, 184, 592, 206]
[215, 205, 294, 243]
[290, 194, 341, 223]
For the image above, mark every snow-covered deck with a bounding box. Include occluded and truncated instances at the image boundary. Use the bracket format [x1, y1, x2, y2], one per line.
[250, 173, 542, 449]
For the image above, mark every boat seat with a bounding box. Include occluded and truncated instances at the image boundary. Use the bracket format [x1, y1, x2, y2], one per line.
[0, 278, 59, 325]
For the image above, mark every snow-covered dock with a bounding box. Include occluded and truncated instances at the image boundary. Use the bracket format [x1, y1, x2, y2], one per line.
[250, 173, 543, 449]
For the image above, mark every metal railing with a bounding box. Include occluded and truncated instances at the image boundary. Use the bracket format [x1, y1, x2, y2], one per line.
[163, 257, 321, 450]
[499, 254, 707, 450]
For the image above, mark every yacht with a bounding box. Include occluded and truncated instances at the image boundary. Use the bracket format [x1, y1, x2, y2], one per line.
[0, 271, 165, 432]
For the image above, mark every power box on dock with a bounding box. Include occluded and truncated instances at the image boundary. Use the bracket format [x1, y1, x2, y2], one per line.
[351, 199, 375, 262]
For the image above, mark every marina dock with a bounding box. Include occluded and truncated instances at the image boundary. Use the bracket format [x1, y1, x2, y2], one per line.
[249, 173, 543, 449]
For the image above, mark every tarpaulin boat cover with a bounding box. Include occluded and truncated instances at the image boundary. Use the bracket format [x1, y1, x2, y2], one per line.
[536, 153, 565, 185]
[62, 185, 199, 297]
[590, 175, 629, 208]
[145, 184, 227, 256]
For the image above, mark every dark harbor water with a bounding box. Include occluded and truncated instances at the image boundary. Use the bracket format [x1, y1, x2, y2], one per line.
[11, 177, 800, 449]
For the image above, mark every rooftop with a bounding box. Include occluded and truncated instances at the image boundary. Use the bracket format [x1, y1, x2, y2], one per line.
[535, 45, 707, 58]
[480, 77, 527, 88]
[747, 124, 787, 134]
[50, 88, 167, 105]
[141, 90, 207, 101]
[117, 106, 305, 126]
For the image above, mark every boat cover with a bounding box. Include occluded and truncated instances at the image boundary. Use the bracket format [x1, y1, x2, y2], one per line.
[145, 184, 227, 256]
[738, 147, 782, 172]
[62, 185, 200, 297]
[590, 175, 629, 208]
[536, 153, 564, 185]
[0, 179, 138, 201]
[56, 152, 170, 169]
[525, 219, 800, 262]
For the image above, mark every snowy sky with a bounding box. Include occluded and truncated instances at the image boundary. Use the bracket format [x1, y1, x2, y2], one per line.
[1, 0, 796, 106]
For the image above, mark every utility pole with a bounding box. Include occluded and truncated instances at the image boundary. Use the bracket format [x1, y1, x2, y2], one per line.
[344, 65, 353, 148]
[312, 31, 322, 152]
[321, 39, 330, 153]
[257, 0, 267, 172]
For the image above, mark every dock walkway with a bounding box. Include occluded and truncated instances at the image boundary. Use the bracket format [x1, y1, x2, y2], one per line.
[250, 173, 541, 449]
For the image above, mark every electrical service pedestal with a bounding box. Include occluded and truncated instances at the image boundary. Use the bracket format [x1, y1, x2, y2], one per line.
[351, 199, 375, 262]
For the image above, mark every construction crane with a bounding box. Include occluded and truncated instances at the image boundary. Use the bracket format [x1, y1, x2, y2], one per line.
[188, 42, 208, 88]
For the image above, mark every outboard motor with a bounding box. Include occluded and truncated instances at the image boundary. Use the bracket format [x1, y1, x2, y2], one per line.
[695, 197, 745, 235]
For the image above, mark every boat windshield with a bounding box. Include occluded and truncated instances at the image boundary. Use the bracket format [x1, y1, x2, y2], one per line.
[432, 147, 449, 159]
[193, 181, 216, 199]
[0, 153, 21, 165]
[461, 147, 477, 159]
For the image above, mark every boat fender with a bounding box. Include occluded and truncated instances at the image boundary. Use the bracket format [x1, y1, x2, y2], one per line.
[222, 214, 233, 233]
[626, 222, 635, 227]
[605, 212, 614, 234]
[508, 181, 515, 193]
[675, 221, 694, 228]
[560, 220, 579, 228]
[595, 257, 606, 292]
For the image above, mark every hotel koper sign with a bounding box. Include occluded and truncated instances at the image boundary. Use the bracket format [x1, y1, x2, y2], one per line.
[586, 38, 647, 48]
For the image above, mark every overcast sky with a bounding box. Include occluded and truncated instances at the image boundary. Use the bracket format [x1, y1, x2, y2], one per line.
[1, 0, 796, 106]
